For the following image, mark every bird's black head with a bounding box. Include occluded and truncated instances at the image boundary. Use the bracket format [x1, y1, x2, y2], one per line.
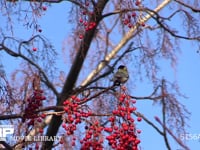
[118, 65, 126, 69]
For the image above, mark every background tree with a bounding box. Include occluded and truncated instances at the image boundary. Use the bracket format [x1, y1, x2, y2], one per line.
[0, 0, 200, 150]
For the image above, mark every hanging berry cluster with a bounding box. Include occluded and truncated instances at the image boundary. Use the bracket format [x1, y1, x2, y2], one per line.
[105, 87, 141, 150]
[60, 86, 141, 150]
[62, 95, 92, 143]
[23, 89, 46, 128]
[78, 1, 97, 39]
[62, 96, 104, 148]
[80, 121, 104, 150]
[22, 89, 47, 150]
[120, 0, 146, 28]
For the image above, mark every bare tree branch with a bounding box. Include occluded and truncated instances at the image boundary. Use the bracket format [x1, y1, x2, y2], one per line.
[174, 0, 200, 13]
[0, 39, 58, 96]
[161, 79, 171, 150]
[135, 112, 164, 136]
[155, 117, 190, 150]
[0, 141, 12, 150]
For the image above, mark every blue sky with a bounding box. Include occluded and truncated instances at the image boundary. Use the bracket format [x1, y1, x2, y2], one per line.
[1, 1, 200, 150]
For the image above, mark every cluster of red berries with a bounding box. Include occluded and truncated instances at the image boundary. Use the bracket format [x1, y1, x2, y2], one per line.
[80, 121, 104, 150]
[105, 88, 141, 150]
[21, 90, 46, 149]
[123, 12, 137, 28]
[105, 120, 141, 150]
[135, 0, 141, 6]
[122, 0, 145, 28]
[123, 12, 145, 28]
[60, 88, 141, 149]
[78, 1, 96, 39]
[79, 19, 96, 31]
[79, 20, 96, 39]
[62, 95, 92, 145]
[23, 89, 46, 128]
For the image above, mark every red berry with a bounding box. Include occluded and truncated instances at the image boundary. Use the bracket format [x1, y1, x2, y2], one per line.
[79, 34, 84, 39]
[137, 117, 142, 122]
[108, 116, 115, 122]
[40, 113, 46, 119]
[135, 139, 141, 144]
[32, 47, 37, 51]
[72, 141, 75, 146]
[85, 1, 89, 6]
[85, 27, 89, 31]
[123, 19, 129, 25]
[84, 21, 88, 26]
[79, 18, 83, 23]
[129, 107, 137, 112]
[154, 116, 160, 122]
[128, 23, 132, 28]
[137, 129, 141, 134]
[135, 1, 140, 6]
[73, 137, 76, 140]
[132, 12, 136, 17]
[62, 123, 67, 128]
[60, 139, 64, 144]
[131, 99, 136, 104]
[104, 127, 113, 132]
[42, 6, 47, 11]
[39, 128, 43, 133]
[40, 96, 46, 100]
[91, 22, 96, 27]
[82, 11, 87, 15]
[37, 118, 42, 122]
[35, 143, 39, 149]
[141, 22, 145, 27]
[85, 126, 89, 130]
[80, 140, 83, 144]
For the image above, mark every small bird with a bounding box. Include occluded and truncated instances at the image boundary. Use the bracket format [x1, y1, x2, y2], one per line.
[113, 65, 129, 86]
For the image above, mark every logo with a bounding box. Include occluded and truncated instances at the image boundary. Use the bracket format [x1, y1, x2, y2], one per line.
[0, 125, 14, 141]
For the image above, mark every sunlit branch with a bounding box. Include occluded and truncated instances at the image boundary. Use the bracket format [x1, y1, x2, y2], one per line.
[81, 0, 172, 87]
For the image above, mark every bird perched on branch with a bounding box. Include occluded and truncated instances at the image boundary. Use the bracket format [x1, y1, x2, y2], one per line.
[113, 65, 129, 86]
